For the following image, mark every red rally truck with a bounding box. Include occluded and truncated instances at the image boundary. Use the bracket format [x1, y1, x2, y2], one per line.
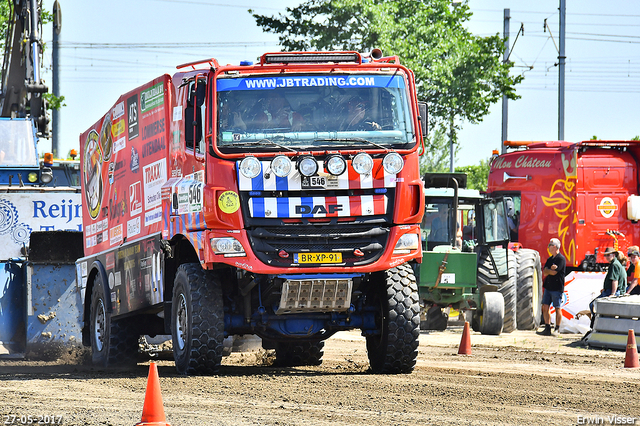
[76, 50, 426, 374]
[488, 140, 640, 271]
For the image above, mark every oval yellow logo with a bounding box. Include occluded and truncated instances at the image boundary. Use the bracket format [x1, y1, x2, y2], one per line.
[218, 191, 240, 214]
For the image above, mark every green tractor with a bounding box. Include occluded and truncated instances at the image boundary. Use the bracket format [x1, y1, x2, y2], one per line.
[418, 173, 525, 335]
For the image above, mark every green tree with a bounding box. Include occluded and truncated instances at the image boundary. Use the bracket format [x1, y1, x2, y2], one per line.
[419, 127, 456, 174]
[252, 0, 522, 151]
[455, 159, 491, 192]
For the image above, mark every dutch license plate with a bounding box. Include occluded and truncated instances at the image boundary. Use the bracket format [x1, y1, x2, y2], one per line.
[294, 252, 342, 264]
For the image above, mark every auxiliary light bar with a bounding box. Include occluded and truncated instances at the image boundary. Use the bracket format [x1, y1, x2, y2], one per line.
[262, 52, 361, 65]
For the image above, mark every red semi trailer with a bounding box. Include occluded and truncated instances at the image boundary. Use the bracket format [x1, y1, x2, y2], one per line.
[488, 140, 640, 271]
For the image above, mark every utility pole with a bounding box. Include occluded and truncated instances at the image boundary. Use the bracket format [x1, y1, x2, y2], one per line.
[501, 8, 510, 153]
[558, 0, 565, 140]
[52, 1, 61, 157]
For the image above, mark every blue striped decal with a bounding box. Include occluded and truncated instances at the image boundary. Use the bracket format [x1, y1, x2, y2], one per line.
[275, 174, 288, 191]
[252, 197, 265, 217]
[251, 163, 264, 191]
[277, 197, 289, 217]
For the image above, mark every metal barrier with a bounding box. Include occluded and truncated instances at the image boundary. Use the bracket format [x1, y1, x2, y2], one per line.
[585, 294, 640, 350]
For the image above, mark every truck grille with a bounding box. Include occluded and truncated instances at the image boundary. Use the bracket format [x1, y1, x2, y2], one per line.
[246, 223, 389, 267]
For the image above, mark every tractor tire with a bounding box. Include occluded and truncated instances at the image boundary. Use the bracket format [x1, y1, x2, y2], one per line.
[515, 249, 543, 330]
[420, 305, 448, 331]
[478, 291, 504, 335]
[274, 340, 325, 367]
[172, 263, 224, 375]
[477, 249, 517, 333]
[366, 263, 420, 374]
[90, 274, 140, 367]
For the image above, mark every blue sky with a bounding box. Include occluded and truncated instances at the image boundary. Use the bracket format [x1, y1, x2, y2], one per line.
[39, 0, 640, 167]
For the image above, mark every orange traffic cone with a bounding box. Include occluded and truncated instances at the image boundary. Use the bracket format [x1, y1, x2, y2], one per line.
[624, 329, 639, 369]
[136, 363, 171, 426]
[458, 321, 472, 355]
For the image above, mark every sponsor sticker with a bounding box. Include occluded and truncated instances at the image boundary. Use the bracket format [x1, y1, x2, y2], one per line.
[110, 224, 123, 246]
[145, 206, 162, 226]
[218, 191, 240, 214]
[141, 83, 164, 113]
[143, 158, 167, 210]
[127, 216, 141, 237]
[597, 197, 618, 218]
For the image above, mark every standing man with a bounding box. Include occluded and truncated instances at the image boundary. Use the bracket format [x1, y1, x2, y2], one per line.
[589, 247, 627, 322]
[538, 238, 566, 336]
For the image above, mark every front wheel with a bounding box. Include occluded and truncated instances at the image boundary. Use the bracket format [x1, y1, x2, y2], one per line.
[172, 263, 224, 375]
[366, 263, 420, 374]
[478, 291, 504, 335]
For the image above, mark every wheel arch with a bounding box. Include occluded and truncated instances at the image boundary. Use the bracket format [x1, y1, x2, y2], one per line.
[164, 235, 201, 303]
[81, 260, 109, 346]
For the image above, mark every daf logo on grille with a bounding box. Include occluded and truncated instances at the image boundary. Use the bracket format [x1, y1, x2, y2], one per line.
[295, 204, 343, 214]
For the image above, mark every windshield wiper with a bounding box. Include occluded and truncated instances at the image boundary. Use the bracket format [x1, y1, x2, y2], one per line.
[230, 138, 297, 152]
[314, 137, 387, 150]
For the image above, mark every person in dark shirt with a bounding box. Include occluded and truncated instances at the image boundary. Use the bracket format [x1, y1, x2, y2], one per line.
[538, 238, 566, 336]
[626, 246, 640, 295]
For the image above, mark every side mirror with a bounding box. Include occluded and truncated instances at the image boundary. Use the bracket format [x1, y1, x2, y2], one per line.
[172, 192, 178, 210]
[418, 101, 428, 137]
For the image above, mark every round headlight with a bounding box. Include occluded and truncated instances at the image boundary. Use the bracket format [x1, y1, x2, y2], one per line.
[383, 152, 404, 174]
[298, 156, 318, 177]
[271, 155, 292, 178]
[325, 155, 346, 176]
[28, 172, 38, 183]
[40, 167, 53, 184]
[239, 156, 261, 179]
[352, 153, 373, 175]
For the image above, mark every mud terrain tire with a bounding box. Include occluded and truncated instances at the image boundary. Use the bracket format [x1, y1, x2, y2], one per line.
[172, 263, 224, 375]
[90, 274, 140, 367]
[274, 341, 325, 367]
[366, 263, 420, 374]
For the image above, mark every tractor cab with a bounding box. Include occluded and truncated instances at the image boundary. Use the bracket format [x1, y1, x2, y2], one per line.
[418, 173, 516, 335]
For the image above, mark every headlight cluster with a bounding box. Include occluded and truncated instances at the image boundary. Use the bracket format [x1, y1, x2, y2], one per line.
[239, 152, 404, 179]
[393, 233, 419, 254]
[210, 237, 245, 257]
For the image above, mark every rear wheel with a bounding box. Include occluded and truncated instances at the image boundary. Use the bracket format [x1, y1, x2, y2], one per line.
[274, 340, 325, 367]
[89, 274, 139, 367]
[420, 305, 448, 331]
[172, 263, 224, 375]
[478, 291, 504, 335]
[515, 249, 543, 330]
[366, 263, 420, 374]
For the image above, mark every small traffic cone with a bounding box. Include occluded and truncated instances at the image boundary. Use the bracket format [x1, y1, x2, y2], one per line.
[624, 329, 639, 369]
[136, 363, 171, 426]
[458, 321, 472, 355]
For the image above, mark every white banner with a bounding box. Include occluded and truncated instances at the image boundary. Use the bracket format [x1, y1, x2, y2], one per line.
[0, 191, 82, 259]
[550, 271, 604, 334]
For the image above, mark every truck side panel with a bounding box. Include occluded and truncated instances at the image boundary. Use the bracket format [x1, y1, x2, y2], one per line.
[76, 233, 165, 317]
[79, 75, 172, 258]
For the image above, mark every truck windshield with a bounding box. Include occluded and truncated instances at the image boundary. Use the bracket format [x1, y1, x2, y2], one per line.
[216, 74, 416, 151]
[0, 120, 37, 166]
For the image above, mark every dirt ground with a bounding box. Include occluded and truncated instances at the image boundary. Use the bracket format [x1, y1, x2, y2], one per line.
[1, 328, 638, 426]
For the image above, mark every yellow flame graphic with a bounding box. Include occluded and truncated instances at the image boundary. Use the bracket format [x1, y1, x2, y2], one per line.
[541, 177, 577, 264]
